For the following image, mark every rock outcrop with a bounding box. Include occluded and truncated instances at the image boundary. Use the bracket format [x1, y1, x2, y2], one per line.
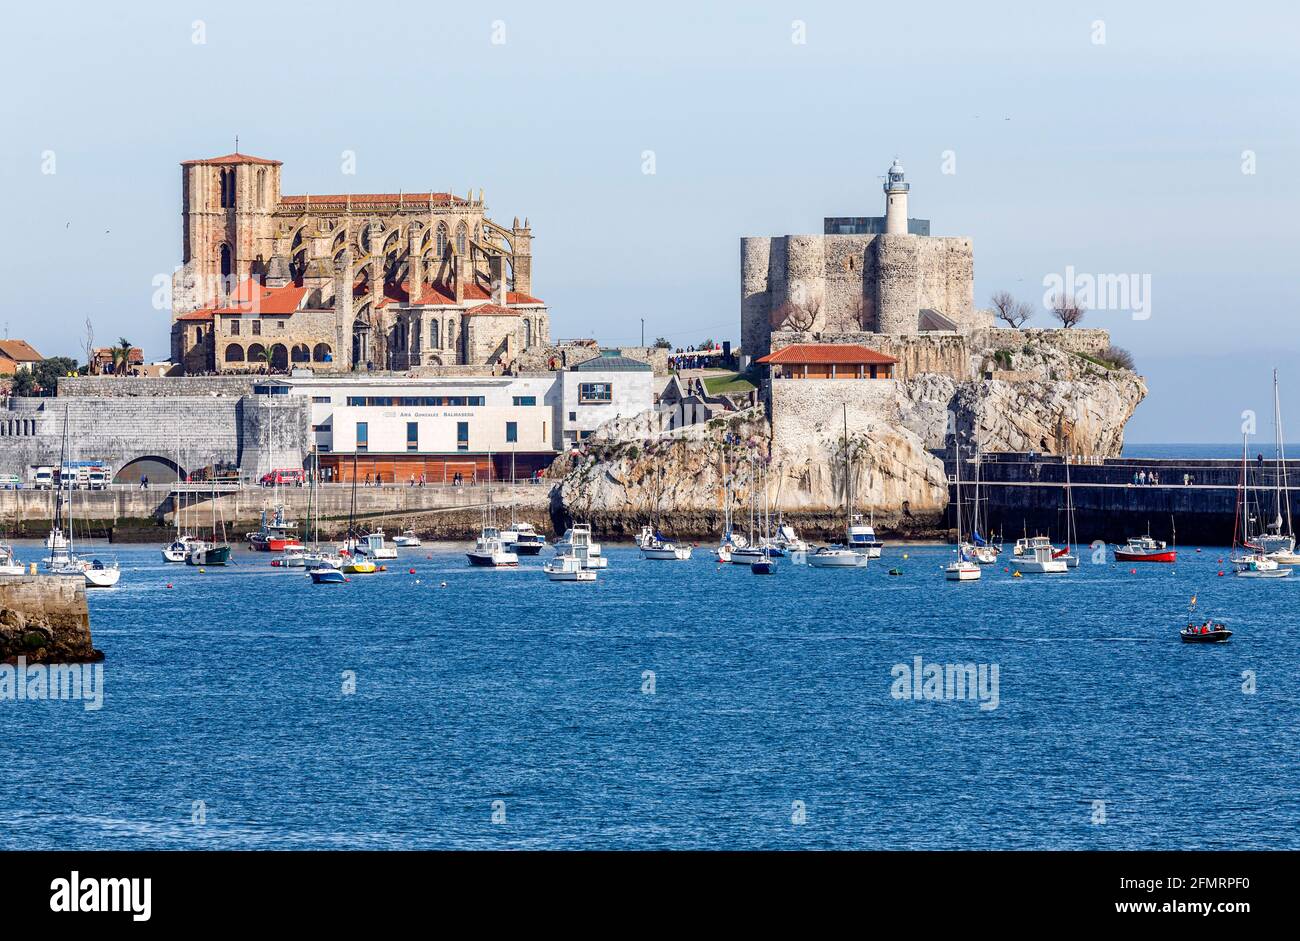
[0, 576, 102, 664]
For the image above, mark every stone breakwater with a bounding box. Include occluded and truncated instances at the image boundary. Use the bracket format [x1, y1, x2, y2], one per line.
[0, 576, 101, 665]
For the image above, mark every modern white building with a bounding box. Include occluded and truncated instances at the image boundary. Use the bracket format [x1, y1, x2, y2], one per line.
[257, 352, 653, 482]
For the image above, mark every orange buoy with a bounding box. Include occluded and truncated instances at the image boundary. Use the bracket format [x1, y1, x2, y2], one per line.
[379, 565, 387, 572]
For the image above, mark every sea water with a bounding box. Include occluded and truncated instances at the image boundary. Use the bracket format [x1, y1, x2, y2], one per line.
[1, 539, 1296, 849]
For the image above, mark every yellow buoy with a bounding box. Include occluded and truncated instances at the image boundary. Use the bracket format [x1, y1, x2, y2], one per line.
[1012, 571, 1022, 578]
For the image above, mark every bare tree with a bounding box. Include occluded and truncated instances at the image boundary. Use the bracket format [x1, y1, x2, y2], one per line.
[771, 293, 823, 332]
[848, 294, 868, 329]
[82, 318, 96, 374]
[1049, 294, 1086, 328]
[991, 290, 1033, 328]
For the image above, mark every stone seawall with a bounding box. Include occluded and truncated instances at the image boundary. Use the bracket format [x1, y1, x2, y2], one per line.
[0, 576, 100, 664]
[57, 376, 258, 397]
[0, 482, 553, 540]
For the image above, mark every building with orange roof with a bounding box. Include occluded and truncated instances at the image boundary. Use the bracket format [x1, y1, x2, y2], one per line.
[170, 152, 549, 374]
[0, 339, 43, 376]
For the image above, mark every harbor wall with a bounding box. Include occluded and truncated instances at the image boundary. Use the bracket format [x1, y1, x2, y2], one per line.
[943, 453, 1298, 545]
[0, 576, 100, 664]
[0, 482, 552, 541]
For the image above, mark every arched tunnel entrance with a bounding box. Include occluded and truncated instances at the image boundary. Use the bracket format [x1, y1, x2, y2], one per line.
[113, 456, 186, 485]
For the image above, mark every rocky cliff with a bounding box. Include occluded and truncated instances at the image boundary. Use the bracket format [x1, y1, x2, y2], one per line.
[0, 576, 102, 664]
[550, 333, 1145, 538]
[549, 405, 949, 539]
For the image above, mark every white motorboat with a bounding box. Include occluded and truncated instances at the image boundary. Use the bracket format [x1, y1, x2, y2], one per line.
[0, 542, 27, 576]
[82, 558, 121, 588]
[555, 525, 602, 557]
[544, 553, 597, 582]
[356, 529, 398, 559]
[847, 513, 884, 558]
[46, 527, 69, 552]
[303, 549, 344, 570]
[467, 527, 518, 567]
[501, 520, 546, 555]
[1232, 553, 1291, 578]
[272, 545, 308, 568]
[393, 529, 422, 548]
[1010, 542, 1068, 574]
[635, 525, 655, 550]
[807, 545, 868, 568]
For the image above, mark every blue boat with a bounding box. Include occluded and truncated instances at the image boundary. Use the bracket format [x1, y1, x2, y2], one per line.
[310, 568, 346, 584]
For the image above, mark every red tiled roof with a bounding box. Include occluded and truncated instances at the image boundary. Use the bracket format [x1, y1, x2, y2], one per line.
[281, 192, 466, 206]
[756, 343, 898, 366]
[508, 292, 543, 305]
[0, 339, 43, 362]
[181, 153, 281, 166]
[352, 278, 544, 309]
[191, 280, 307, 316]
[175, 310, 214, 322]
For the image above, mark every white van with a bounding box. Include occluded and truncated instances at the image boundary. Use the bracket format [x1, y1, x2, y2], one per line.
[29, 466, 55, 490]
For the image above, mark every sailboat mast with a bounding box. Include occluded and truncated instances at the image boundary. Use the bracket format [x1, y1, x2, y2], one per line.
[842, 404, 851, 539]
[954, 441, 963, 546]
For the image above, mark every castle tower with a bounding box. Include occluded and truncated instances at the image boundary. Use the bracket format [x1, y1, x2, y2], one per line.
[883, 159, 909, 235]
[177, 152, 282, 312]
[511, 217, 532, 295]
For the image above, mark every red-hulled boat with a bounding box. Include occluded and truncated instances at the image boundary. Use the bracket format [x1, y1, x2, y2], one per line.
[1114, 534, 1176, 563]
[247, 506, 303, 552]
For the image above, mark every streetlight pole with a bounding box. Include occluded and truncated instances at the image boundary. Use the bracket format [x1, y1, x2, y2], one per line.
[640, 318, 645, 348]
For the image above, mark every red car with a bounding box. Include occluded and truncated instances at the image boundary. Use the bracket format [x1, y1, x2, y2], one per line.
[260, 468, 305, 486]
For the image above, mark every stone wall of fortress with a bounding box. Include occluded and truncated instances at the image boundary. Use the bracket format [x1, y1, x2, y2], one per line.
[972, 327, 1111, 357]
[771, 330, 972, 381]
[742, 234, 975, 358]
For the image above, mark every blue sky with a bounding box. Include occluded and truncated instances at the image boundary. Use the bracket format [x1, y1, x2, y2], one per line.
[2, 1, 1297, 441]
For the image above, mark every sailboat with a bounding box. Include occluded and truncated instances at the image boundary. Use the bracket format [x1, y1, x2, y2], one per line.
[1231, 431, 1291, 577]
[0, 541, 25, 577]
[808, 406, 868, 568]
[944, 442, 981, 581]
[1058, 450, 1081, 568]
[44, 407, 121, 586]
[339, 452, 377, 574]
[1259, 370, 1298, 563]
[161, 434, 193, 562]
[965, 437, 1001, 564]
[715, 449, 748, 562]
[186, 471, 231, 567]
[729, 455, 771, 565]
[467, 453, 518, 567]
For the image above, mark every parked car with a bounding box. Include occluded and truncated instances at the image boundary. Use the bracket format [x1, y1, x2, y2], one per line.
[0, 474, 23, 490]
[260, 468, 305, 486]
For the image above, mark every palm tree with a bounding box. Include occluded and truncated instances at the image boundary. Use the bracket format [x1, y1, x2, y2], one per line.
[258, 346, 274, 373]
[111, 337, 134, 376]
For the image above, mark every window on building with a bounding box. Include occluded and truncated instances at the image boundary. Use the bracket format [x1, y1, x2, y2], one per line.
[252, 320, 261, 336]
[505, 421, 517, 443]
[579, 430, 594, 440]
[356, 421, 368, 453]
[311, 424, 329, 432]
[568, 411, 576, 422]
[429, 320, 439, 348]
[456, 421, 469, 452]
[407, 421, 419, 452]
[311, 396, 330, 404]
[277, 320, 285, 331]
[578, 382, 612, 404]
[230, 319, 240, 336]
[512, 395, 537, 406]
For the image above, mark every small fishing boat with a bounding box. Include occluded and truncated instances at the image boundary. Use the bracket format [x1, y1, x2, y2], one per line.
[247, 505, 302, 552]
[393, 529, 422, 548]
[355, 529, 397, 560]
[847, 513, 884, 558]
[1180, 621, 1232, 643]
[310, 567, 347, 584]
[1114, 533, 1176, 563]
[0, 542, 26, 577]
[555, 524, 602, 558]
[501, 520, 546, 555]
[467, 527, 519, 567]
[271, 545, 308, 568]
[544, 554, 596, 582]
[1010, 538, 1067, 574]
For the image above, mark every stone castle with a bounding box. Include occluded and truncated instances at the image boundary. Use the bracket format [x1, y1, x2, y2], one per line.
[741, 160, 989, 361]
[170, 152, 549, 374]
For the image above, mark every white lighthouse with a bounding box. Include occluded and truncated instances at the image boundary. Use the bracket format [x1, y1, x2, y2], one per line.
[883, 159, 909, 235]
